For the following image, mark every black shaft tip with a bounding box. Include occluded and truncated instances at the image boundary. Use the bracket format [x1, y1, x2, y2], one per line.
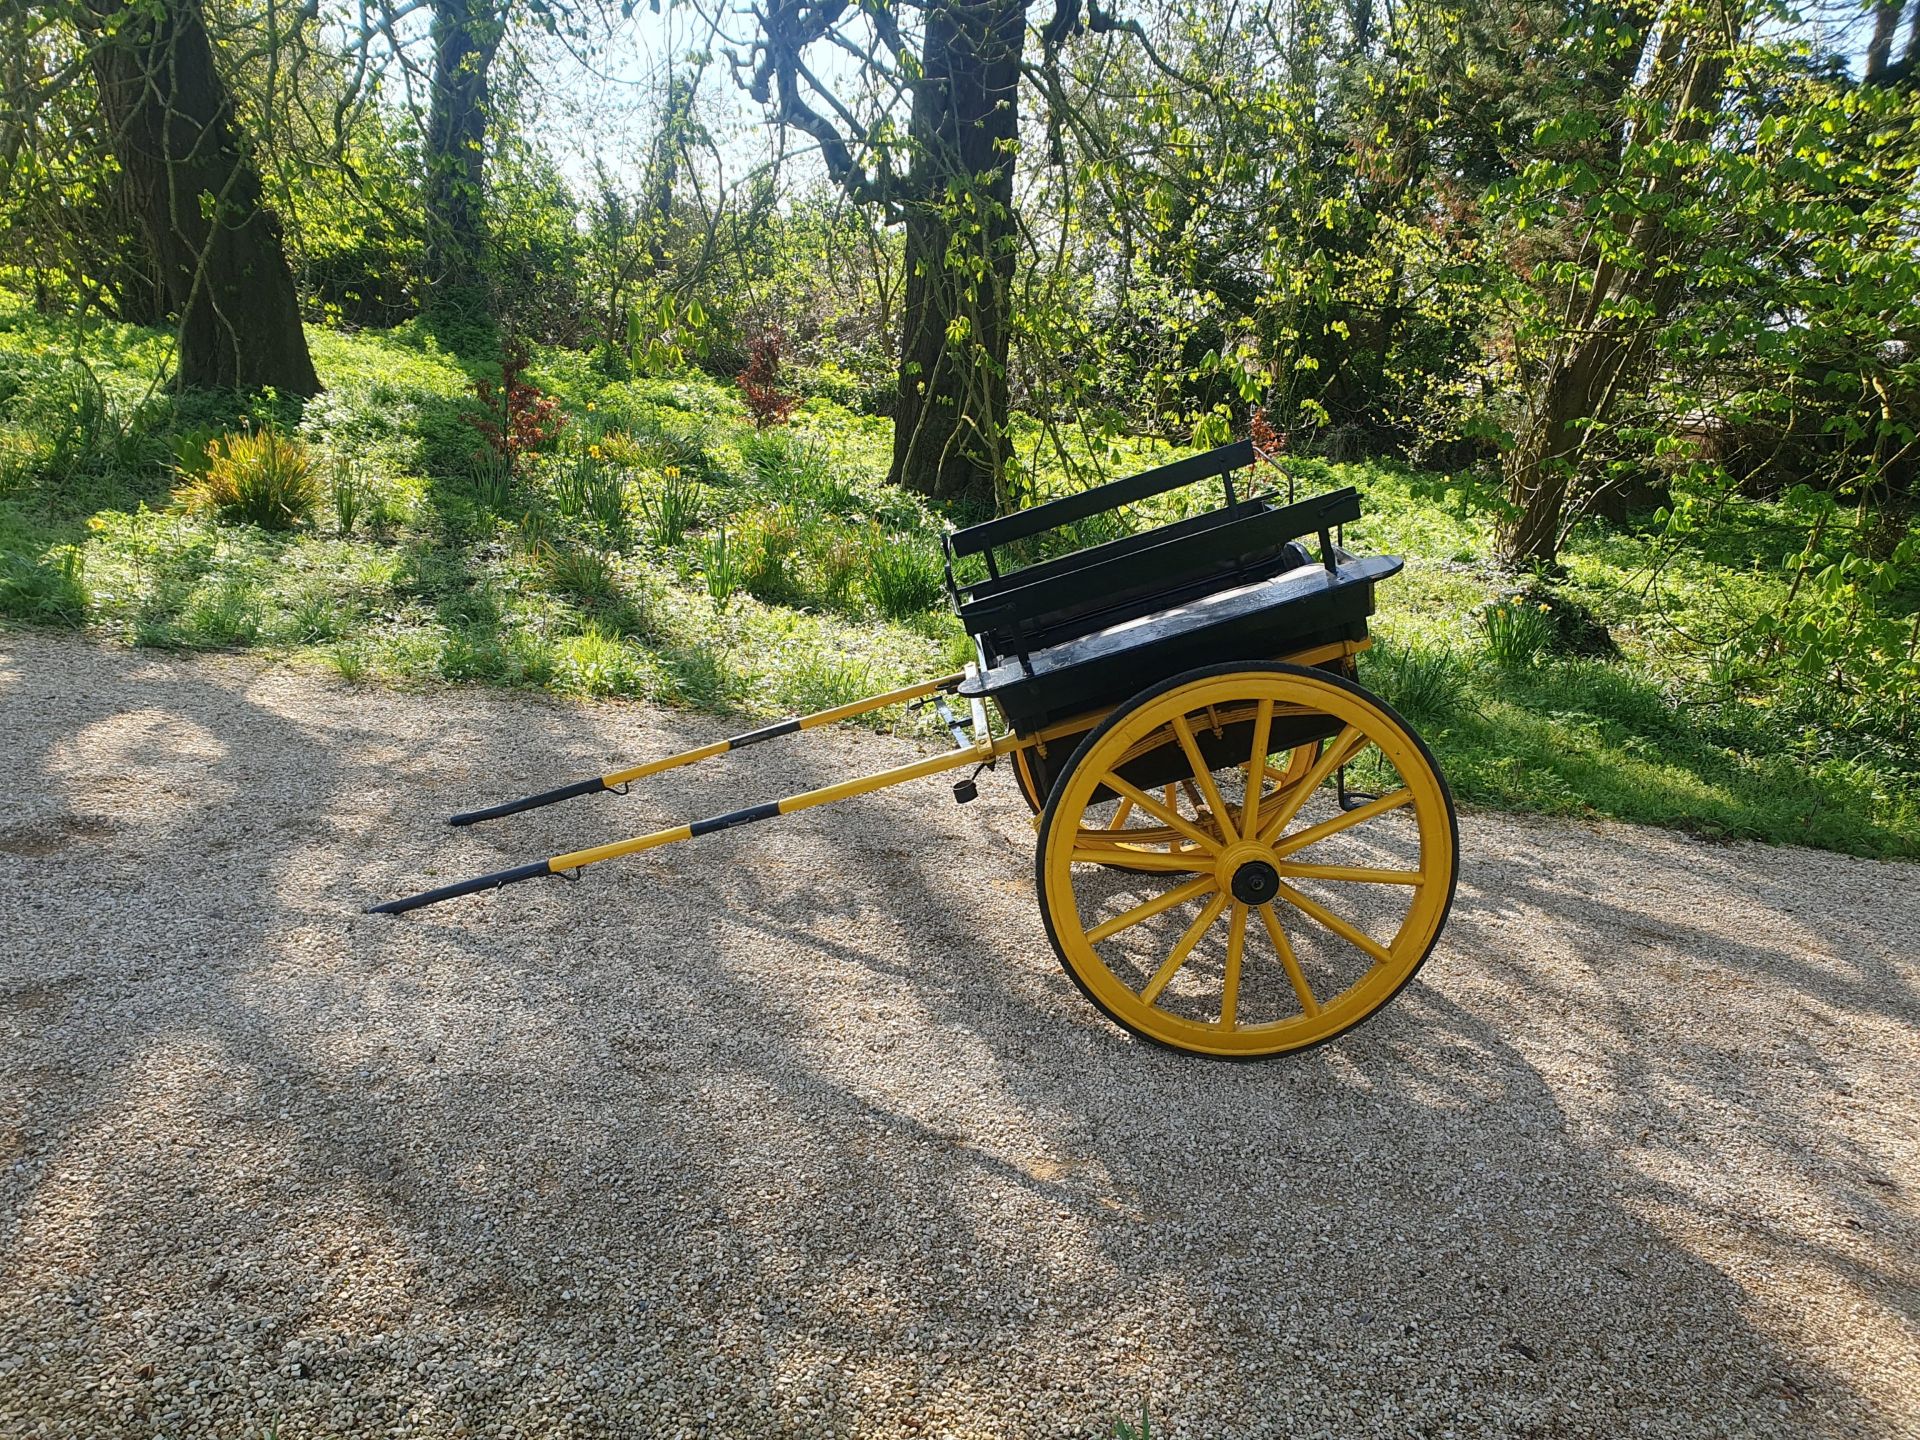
[368, 860, 556, 915]
[448, 775, 610, 826]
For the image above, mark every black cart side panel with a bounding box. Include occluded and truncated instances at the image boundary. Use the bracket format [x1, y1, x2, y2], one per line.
[964, 555, 1400, 735]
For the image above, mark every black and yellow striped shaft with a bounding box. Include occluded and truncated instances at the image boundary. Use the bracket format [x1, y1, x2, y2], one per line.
[444, 674, 961, 826]
[369, 733, 1010, 915]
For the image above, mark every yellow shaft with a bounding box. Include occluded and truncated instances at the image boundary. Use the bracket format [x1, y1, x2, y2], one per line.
[552, 734, 1013, 874]
[598, 674, 960, 789]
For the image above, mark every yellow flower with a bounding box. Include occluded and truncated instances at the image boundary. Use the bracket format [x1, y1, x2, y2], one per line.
[589, 444, 603, 459]
[586, 401, 596, 411]
[665, 465, 680, 477]
[1539, 603, 1551, 612]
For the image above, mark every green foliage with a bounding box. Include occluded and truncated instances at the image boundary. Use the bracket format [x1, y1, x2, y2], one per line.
[282, 586, 354, 643]
[0, 545, 88, 625]
[1368, 641, 1471, 729]
[736, 507, 805, 606]
[541, 545, 618, 604]
[776, 654, 874, 714]
[1112, 1397, 1153, 1440]
[864, 533, 945, 618]
[740, 431, 861, 515]
[1478, 595, 1557, 670]
[330, 460, 368, 536]
[701, 525, 738, 608]
[465, 453, 516, 515]
[1, 306, 1912, 860]
[550, 453, 632, 546]
[556, 625, 645, 697]
[175, 430, 322, 531]
[641, 468, 702, 548]
[326, 641, 371, 684]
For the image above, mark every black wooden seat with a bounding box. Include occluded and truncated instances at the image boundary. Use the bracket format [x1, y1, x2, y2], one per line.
[943, 440, 1390, 732]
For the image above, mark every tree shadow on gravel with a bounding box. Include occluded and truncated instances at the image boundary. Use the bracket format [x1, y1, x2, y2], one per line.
[1, 633, 1915, 1438]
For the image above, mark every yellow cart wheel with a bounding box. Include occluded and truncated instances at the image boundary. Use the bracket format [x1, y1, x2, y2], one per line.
[1034, 663, 1457, 1058]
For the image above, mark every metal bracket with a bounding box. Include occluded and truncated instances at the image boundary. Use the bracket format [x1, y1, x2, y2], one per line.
[930, 695, 974, 750]
[1336, 766, 1377, 812]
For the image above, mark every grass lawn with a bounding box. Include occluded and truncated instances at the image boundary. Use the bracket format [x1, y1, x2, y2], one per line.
[2, 299, 1915, 858]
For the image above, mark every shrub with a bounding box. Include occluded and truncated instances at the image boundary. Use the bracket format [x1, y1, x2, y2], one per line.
[466, 342, 563, 474]
[551, 454, 631, 546]
[1478, 594, 1556, 669]
[864, 533, 945, 618]
[175, 429, 321, 530]
[736, 327, 799, 428]
[737, 507, 807, 606]
[642, 467, 702, 548]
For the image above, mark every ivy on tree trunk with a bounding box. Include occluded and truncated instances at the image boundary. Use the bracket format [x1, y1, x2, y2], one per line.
[887, 0, 1025, 517]
[81, 0, 318, 396]
[425, 0, 503, 298]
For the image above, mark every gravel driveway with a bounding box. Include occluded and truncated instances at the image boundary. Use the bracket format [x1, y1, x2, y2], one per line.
[2, 631, 1917, 1439]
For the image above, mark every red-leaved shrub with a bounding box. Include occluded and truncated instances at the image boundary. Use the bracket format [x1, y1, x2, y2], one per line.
[737, 328, 799, 429]
[468, 343, 564, 471]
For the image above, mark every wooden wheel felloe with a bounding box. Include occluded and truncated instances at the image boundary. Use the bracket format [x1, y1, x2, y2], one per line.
[1035, 663, 1458, 1058]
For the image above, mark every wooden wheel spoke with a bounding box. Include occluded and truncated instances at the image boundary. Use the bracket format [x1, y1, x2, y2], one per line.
[1101, 774, 1221, 854]
[1084, 873, 1216, 945]
[1171, 714, 1236, 843]
[1220, 903, 1247, 1029]
[1140, 890, 1230, 1003]
[1256, 724, 1370, 846]
[1272, 880, 1392, 967]
[1107, 795, 1136, 831]
[1270, 789, 1413, 858]
[1277, 860, 1423, 885]
[1069, 844, 1209, 874]
[1240, 698, 1275, 839]
[1257, 903, 1320, 1017]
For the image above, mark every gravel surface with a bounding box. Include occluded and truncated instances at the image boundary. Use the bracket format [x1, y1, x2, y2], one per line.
[2, 630, 1917, 1439]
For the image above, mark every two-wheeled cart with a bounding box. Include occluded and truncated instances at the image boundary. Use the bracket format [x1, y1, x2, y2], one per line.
[373, 439, 1459, 1058]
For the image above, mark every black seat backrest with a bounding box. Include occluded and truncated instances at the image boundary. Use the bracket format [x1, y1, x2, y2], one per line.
[946, 440, 1256, 581]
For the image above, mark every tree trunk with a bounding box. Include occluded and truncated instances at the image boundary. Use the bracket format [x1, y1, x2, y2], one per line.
[425, 0, 502, 296]
[1500, 12, 1728, 565]
[1867, 0, 1906, 83]
[82, 0, 317, 395]
[888, 0, 1024, 516]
